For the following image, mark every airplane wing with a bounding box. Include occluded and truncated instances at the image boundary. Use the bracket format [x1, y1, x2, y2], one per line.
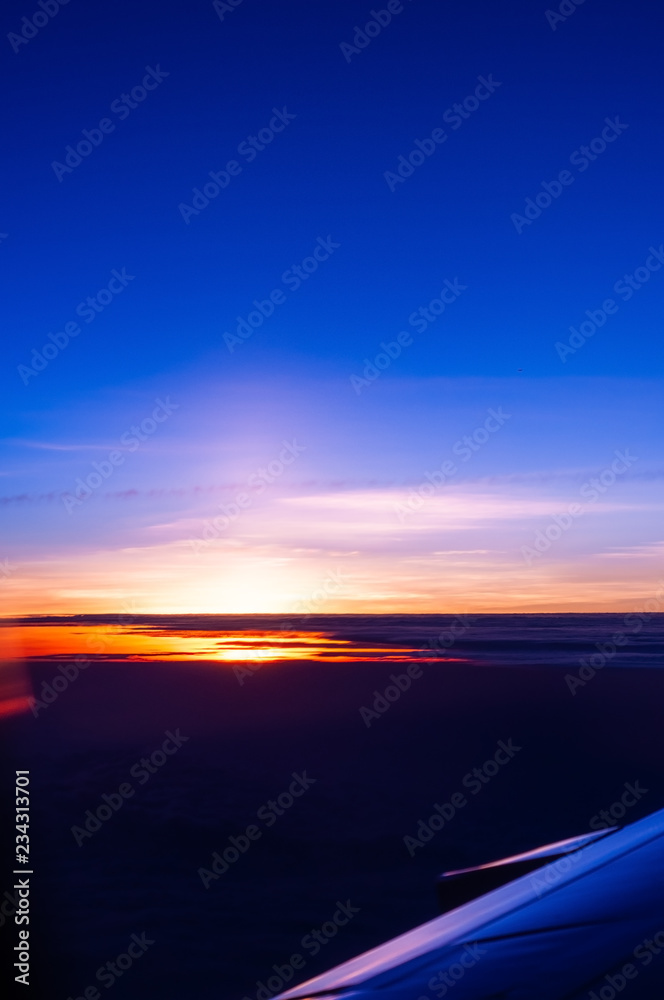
[274, 807, 664, 999]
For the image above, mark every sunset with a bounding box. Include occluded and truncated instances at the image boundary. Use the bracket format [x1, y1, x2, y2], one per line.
[1, 0, 663, 998]
[4, 375, 662, 617]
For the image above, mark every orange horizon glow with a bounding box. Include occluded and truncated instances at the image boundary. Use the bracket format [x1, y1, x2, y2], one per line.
[2, 623, 467, 665]
[0, 622, 471, 721]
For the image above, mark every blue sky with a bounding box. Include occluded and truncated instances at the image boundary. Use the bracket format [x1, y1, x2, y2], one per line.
[2, 0, 663, 614]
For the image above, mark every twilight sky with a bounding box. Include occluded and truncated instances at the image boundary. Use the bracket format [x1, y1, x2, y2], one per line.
[2, 0, 663, 615]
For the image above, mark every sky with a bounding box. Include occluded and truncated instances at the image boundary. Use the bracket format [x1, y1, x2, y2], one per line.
[1, 0, 663, 615]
